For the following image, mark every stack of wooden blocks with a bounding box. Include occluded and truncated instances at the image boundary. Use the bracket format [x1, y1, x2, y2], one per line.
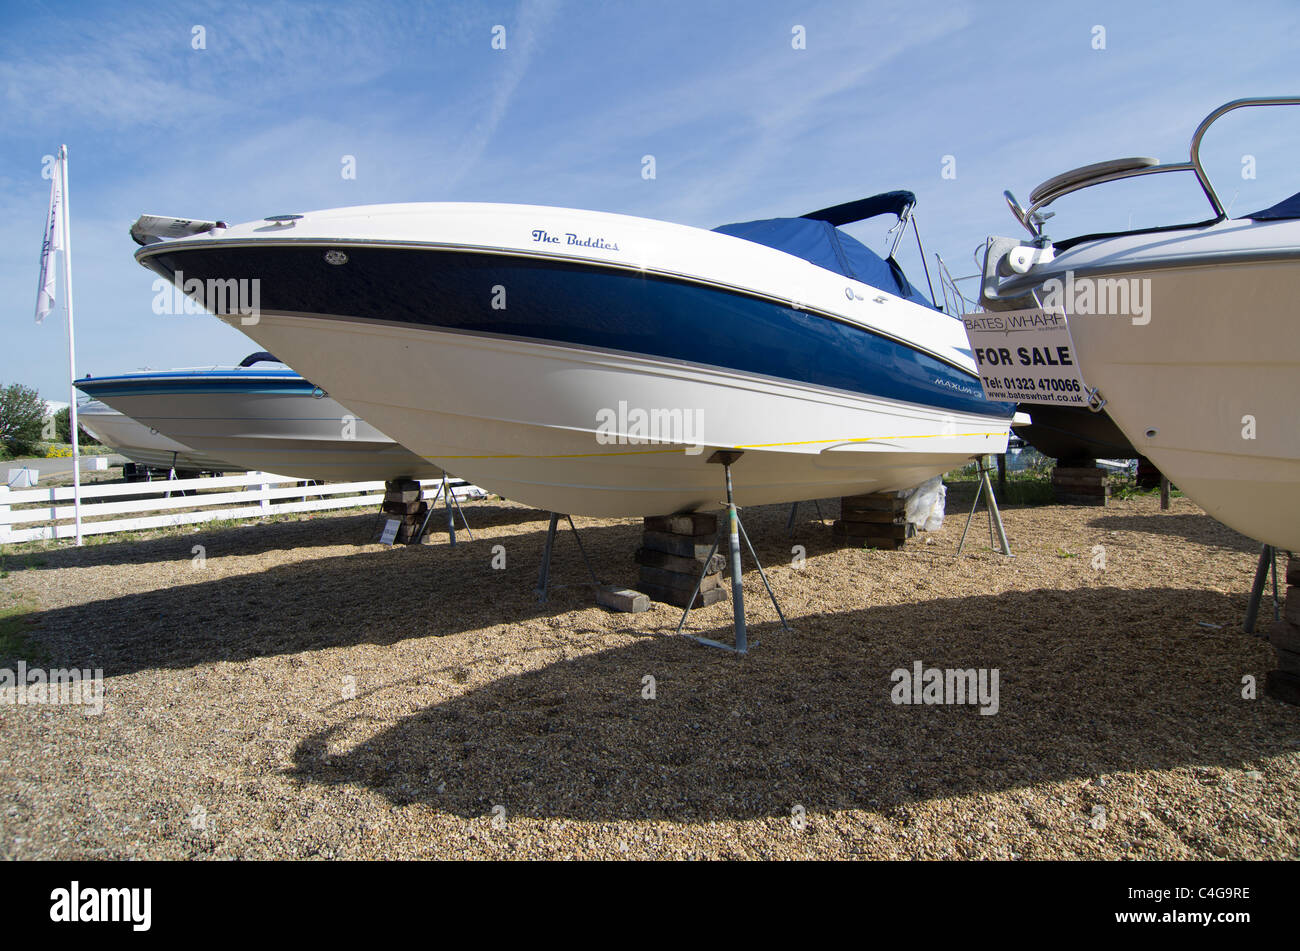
[636, 513, 726, 608]
[833, 491, 909, 550]
[1051, 464, 1110, 506]
[376, 478, 430, 545]
[1267, 554, 1300, 705]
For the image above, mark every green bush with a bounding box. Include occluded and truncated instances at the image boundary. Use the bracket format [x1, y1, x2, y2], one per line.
[0, 383, 45, 457]
[53, 406, 99, 446]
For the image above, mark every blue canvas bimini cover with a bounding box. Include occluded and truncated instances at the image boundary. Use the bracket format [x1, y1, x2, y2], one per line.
[1245, 189, 1300, 221]
[712, 217, 935, 309]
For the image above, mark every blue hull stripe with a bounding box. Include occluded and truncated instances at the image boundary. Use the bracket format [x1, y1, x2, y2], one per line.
[78, 375, 316, 398]
[139, 244, 1016, 419]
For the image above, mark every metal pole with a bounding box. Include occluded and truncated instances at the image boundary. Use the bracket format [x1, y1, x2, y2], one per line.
[982, 461, 1012, 556]
[442, 475, 457, 546]
[1271, 548, 1281, 623]
[724, 463, 747, 654]
[1244, 543, 1273, 635]
[955, 470, 984, 557]
[60, 145, 82, 546]
[448, 485, 475, 540]
[535, 513, 559, 602]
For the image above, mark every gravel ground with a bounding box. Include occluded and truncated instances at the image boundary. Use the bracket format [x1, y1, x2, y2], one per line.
[1, 491, 1296, 860]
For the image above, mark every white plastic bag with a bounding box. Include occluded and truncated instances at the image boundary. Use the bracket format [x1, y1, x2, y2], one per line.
[903, 475, 947, 532]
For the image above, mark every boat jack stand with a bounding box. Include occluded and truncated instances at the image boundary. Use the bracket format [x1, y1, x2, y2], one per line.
[413, 476, 475, 547]
[785, 498, 828, 535]
[676, 451, 792, 654]
[535, 513, 602, 603]
[956, 455, 1013, 558]
[1244, 544, 1282, 636]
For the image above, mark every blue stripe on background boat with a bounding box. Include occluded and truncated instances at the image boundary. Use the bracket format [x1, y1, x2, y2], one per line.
[76, 354, 443, 482]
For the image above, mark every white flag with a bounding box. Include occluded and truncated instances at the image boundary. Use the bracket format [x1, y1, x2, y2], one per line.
[35, 157, 64, 324]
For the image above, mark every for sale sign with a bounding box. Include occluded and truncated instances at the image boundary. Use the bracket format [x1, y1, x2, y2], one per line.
[960, 308, 1091, 406]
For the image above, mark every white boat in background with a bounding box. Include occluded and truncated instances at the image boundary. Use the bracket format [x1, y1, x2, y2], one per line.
[77, 398, 241, 473]
[130, 192, 1016, 517]
[980, 97, 1300, 550]
[75, 354, 443, 483]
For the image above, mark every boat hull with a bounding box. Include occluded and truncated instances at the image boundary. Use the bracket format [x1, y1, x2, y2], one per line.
[76, 400, 241, 472]
[216, 313, 1010, 516]
[1012, 405, 1137, 464]
[1055, 260, 1299, 548]
[77, 378, 442, 482]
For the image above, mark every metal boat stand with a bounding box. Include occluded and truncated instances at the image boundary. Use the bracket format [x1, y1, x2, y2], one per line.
[785, 498, 828, 535]
[164, 450, 179, 499]
[535, 513, 602, 603]
[956, 455, 1013, 557]
[414, 475, 475, 547]
[676, 451, 792, 653]
[1244, 544, 1283, 635]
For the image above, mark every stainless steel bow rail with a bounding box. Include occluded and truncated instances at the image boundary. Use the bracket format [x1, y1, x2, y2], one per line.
[675, 451, 791, 654]
[1006, 97, 1300, 242]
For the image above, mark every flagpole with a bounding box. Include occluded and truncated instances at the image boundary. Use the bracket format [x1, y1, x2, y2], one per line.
[60, 144, 83, 546]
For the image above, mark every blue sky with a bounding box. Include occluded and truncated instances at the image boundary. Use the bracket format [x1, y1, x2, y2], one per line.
[3, 0, 1299, 400]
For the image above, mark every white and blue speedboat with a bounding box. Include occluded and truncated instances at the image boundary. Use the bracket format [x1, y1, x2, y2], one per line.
[77, 398, 242, 473]
[130, 194, 1016, 516]
[76, 354, 443, 482]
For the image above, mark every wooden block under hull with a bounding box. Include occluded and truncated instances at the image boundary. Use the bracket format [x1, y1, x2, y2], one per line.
[642, 513, 717, 537]
[1266, 668, 1300, 705]
[597, 586, 650, 613]
[637, 565, 723, 594]
[641, 530, 718, 559]
[841, 495, 907, 515]
[1268, 617, 1300, 655]
[634, 546, 725, 575]
[637, 582, 728, 609]
[832, 520, 908, 540]
[837, 510, 906, 525]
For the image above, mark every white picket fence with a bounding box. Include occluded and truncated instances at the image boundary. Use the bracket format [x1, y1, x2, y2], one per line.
[0, 472, 484, 544]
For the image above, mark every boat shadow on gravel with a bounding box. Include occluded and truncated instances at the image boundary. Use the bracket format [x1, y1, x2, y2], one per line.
[17, 503, 843, 675]
[15, 498, 1297, 822]
[1085, 512, 1261, 555]
[283, 585, 1297, 823]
